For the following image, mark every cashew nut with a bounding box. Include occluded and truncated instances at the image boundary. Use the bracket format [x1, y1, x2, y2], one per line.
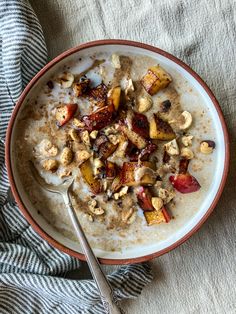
[179, 111, 192, 130]
[57, 72, 74, 88]
[181, 147, 194, 159]
[164, 139, 179, 156]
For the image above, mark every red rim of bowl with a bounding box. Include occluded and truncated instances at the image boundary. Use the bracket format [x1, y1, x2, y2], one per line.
[5, 39, 230, 265]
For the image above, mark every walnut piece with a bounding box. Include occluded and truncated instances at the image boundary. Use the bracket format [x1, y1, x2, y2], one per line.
[42, 159, 58, 172]
[164, 139, 179, 156]
[60, 147, 73, 166]
[182, 135, 193, 147]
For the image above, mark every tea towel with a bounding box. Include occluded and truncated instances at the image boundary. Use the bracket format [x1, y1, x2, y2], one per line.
[0, 1, 152, 313]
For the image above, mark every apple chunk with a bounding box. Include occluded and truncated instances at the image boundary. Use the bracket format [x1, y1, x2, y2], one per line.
[121, 161, 156, 186]
[55, 103, 78, 127]
[82, 104, 115, 131]
[149, 114, 176, 140]
[169, 173, 201, 194]
[144, 208, 170, 225]
[79, 159, 102, 194]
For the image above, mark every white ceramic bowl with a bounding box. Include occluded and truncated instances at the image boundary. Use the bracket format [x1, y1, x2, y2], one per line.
[5, 40, 229, 264]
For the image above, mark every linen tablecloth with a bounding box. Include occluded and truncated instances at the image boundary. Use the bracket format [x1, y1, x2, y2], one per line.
[30, 0, 236, 313]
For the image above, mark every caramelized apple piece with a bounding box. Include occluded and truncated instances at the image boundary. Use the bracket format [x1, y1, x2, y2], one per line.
[126, 142, 157, 161]
[55, 104, 78, 127]
[82, 104, 115, 131]
[121, 161, 156, 186]
[106, 161, 116, 179]
[132, 112, 149, 139]
[73, 77, 90, 97]
[119, 124, 147, 149]
[99, 141, 118, 159]
[139, 143, 157, 161]
[88, 83, 108, 107]
[111, 168, 122, 193]
[169, 173, 201, 194]
[141, 65, 172, 95]
[79, 159, 102, 194]
[136, 186, 153, 211]
[179, 158, 190, 174]
[144, 207, 170, 225]
[107, 86, 121, 110]
[149, 114, 176, 140]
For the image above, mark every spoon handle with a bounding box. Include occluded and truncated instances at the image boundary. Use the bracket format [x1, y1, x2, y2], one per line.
[62, 193, 123, 314]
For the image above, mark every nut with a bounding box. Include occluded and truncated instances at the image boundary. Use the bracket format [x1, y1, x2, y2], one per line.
[181, 147, 194, 159]
[121, 207, 134, 223]
[88, 199, 104, 216]
[42, 159, 58, 172]
[81, 130, 90, 146]
[108, 134, 120, 145]
[200, 140, 215, 154]
[57, 72, 74, 88]
[60, 147, 73, 166]
[68, 129, 80, 141]
[90, 130, 98, 139]
[137, 95, 153, 113]
[38, 139, 58, 157]
[104, 126, 118, 136]
[125, 79, 134, 98]
[158, 188, 175, 204]
[111, 53, 121, 69]
[151, 197, 163, 212]
[178, 111, 192, 130]
[73, 118, 85, 128]
[93, 158, 104, 176]
[182, 135, 193, 147]
[114, 186, 129, 200]
[164, 139, 179, 156]
[76, 150, 91, 165]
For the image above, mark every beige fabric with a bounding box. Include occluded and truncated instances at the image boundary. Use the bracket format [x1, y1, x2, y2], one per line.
[30, 0, 236, 313]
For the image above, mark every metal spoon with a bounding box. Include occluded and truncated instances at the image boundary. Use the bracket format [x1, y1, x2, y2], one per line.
[29, 161, 123, 314]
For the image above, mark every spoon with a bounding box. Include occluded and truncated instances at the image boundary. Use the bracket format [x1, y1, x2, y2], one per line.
[29, 161, 123, 314]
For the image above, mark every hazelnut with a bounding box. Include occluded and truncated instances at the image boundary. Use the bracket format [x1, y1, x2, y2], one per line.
[68, 129, 80, 141]
[90, 130, 98, 139]
[182, 135, 193, 147]
[178, 111, 192, 130]
[73, 118, 85, 128]
[164, 139, 179, 156]
[81, 130, 90, 146]
[151, 197, 163, 212]
[181, 147, 194, 159]
[111, 53, 121, 69]
[60, 147, 73, 166]
[137, 95, 153, 113]
[76, 150, 91, 165]
[57, 72, 74, 88]
[200, 140, 215, 154]
[158, 188, 175, 204]
[42, 159, 58, 172]
[38, 139, 58, 157]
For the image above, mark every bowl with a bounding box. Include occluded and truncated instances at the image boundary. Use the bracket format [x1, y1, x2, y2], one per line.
[5, 39, 230, 264]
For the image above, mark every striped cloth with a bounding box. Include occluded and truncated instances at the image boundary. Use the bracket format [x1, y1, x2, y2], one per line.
[0, 1, 152, 313]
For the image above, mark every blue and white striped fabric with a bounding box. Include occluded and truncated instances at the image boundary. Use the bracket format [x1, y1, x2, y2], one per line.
[0, 1, 152, 313]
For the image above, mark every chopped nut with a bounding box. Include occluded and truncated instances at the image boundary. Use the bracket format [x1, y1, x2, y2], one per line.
[137, 94, 153, 113]
[73, 118, 85, 128]
[60, 147, 73, 166]
[178, 111, 192, 130]
[81, 130, 90, 146]
[42, 159, 58, 172]
[181, 147, 194, 159]
[104, 126, 118, 136]
[90, 130, 98, 139]
[88, 199, 97, 208]
[68, 129, 80, 141]
[93, 158, 104, 176]
[121, 207, 134, 223]
[158, 188, 175, 204]
[88, 199, 104, 215]
[182, 135, 193, 147]
[38, 139, 58, 157]
[111, 54, 121, 69]
[164, 139, 179, 156]
[108, 134, 120, 145]
[88, 214, 94, 222]
[200, 140, 215, 154]
[57, 72, 74, 88]
[151, 197, 163, 212]
[114, 186, 129, 200]
[127, 211, 136, 225]
[75, 150, 91, 165]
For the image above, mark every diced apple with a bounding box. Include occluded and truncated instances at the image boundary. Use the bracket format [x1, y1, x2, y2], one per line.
[149, 114, 176, 140]
[179, 158, 190, 174]
[106, 161, 116, 179]
[55, 103, 78, 127]
[107, 86, 121, 110]
[88, 83, 108, 107]
[136, 186, 154, 211]
[99, 141, 118, 159]
[82, 104, 115, 131]
[169, 173, 201, 194]
[144, 207, 170, 225]
[79, 159, 102, 194]
[119, 124, 147, 149]
[121, 161, 156, 186]
[141, 65, 172, 95]
[132, 112, 149, 139]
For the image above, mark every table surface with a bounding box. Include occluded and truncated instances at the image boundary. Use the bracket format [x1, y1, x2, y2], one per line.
[30, 0, 236, 313]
